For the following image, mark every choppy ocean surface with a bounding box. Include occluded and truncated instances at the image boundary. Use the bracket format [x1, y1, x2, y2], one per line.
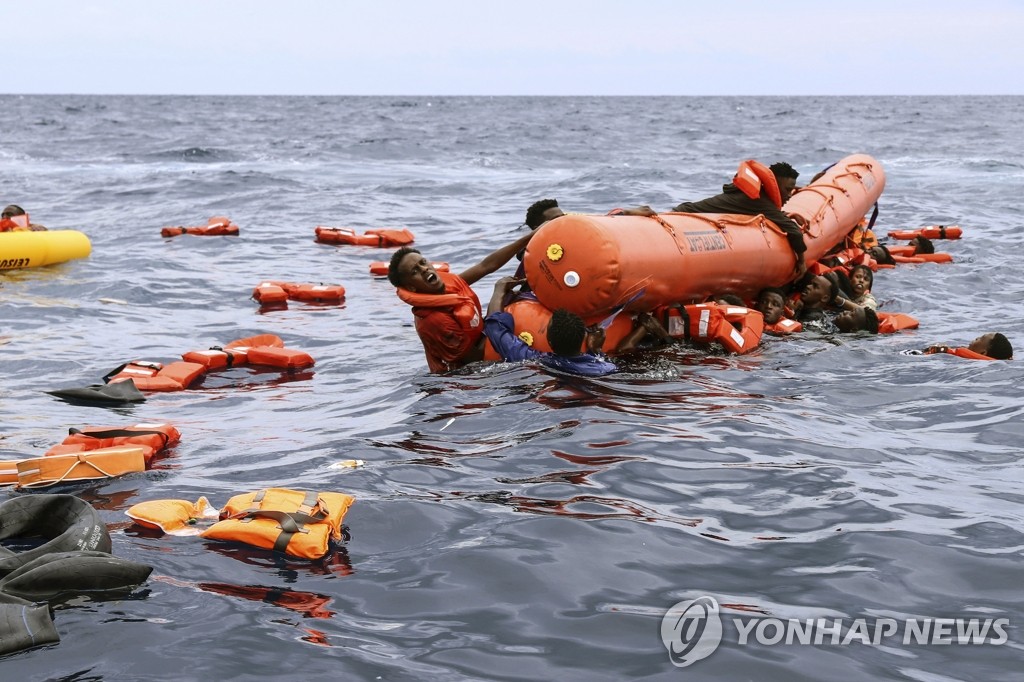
[1, 96, 1023, 681]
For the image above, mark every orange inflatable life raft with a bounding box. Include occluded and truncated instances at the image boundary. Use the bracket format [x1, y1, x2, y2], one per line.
[161, 216, 239, 238]
[198, 489, 355, 559]
[315, 226, 414, 247]
[523, 154, 885, 320]
[44, 422, 180, 461]
[888, 225, 961, 240]
[369, 260, 449, 277]
[15, 446, 148, 489]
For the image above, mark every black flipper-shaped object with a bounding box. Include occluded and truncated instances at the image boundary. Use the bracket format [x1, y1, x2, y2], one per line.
[0, 550, 152, 602]
[46, 380, 146, 406]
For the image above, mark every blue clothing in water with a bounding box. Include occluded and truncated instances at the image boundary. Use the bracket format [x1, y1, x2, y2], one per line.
[484, 312, 618, 377]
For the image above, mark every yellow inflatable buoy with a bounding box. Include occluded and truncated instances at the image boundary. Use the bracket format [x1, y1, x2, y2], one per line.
[0, 230, 91, 270]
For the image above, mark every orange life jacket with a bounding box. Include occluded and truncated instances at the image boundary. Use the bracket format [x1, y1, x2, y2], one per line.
[765, 317, 803, 335]
[369, 260, 449, 277]
[315, 226, 414, 247]
[278, 282, 346, 303]
[396, 271, 484, 349]
[876, 312, 920, 334]
[161, 216, 239, 237]
[732, 159, 783, 208]
[252, 281, 289, 305]
[15, 446, 148, 489]
[105, 360, 207, 391]
[657, 303, 764, 353]
[888, 225, 961, 240]
[182, 334, 284, 370]
[44, 422, 180, 461]
[0, 214, 30, 232]
[891, 252, 954, 264]
[923, 346, 996, 361]
[200, 488, 356, 559]
[126, 497, 217, 535]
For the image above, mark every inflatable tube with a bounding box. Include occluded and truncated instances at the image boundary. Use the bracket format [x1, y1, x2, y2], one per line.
[0, 550, 152, 602]
[0, 495, 110, 577]
[523, 154, 885, 320]
[0, 593, 60, 656]
[0, 230, 91, 270]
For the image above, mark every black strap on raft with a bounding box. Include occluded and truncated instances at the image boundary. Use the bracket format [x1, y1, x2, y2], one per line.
[68, 427, 170, 449]
[937, 225, 947, 239]
[864, 201, 880, 231]
[236, 490, 328, 554]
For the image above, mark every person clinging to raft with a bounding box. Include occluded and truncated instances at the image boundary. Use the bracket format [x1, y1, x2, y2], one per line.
[0, 204, 47, 232]
[388, 231, 536, 373]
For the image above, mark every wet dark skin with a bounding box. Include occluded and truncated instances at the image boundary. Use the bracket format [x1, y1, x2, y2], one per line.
[756, 291, 786, 325]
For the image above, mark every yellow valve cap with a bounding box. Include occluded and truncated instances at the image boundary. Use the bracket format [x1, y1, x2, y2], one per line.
[546, 244, 564, 261]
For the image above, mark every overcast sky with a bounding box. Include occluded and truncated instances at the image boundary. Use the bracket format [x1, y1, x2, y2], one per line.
[4, 0, 1022, 96]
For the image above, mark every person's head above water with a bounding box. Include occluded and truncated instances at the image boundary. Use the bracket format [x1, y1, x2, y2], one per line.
[1, 205, 26, 219]
[835, 306, 879, 334]
[909, 235, 935, 254]
[968, 333, 1013, 359]
[867, 245, 895, 266]
[547, 308, 587, 357]
[756, 287, 787, 325]
[769, 162, 799, 203]
[801, 275, 836, 308]
[849, 264, 874, 298]
[525, 199, 564, 230]
[388, 246, 444, 294]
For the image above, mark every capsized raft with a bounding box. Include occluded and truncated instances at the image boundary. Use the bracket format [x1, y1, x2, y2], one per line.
[522, 153, 885, 320]
[0, 230, 92, 270]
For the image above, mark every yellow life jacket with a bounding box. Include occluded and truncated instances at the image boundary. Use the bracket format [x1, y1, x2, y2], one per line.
[200, 488, 355, 559]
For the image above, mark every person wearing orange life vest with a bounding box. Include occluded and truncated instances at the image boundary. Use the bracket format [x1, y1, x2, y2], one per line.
[0, 204, 47, 232]
[756, 287, 802, 335]
[389, 231, 536, 373]
[908, 333, 1013, 360]
[672, 161, 808, 279]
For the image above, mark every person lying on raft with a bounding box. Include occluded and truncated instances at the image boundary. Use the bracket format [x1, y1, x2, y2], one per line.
[483, 277, 619, 377]
[389, 231, 535, 373]
[0, 204, 47, 232]
[905, 333, 1013, 360]
[614, 161, 808, 279]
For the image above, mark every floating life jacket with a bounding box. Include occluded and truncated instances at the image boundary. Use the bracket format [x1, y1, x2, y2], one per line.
[196, 489, 355, 559]
[15, 446, 148, 489]
[876, 311, 920, 334]
[104, 360, 207, 392]
[279, 281, 346, 303]
[44, 422, 180, 461]
[369, 260, 448, 277]
[126, 497, 218, 535]
[732, 159, 783, 208]
[765, 317, 803, 335]
[315, 226, 414, 247]
[161, 216, 239, 238]
[888, 225, 961, 240]
[657, 303, 764, 354]
[923, 346, 996, 361]
[252, 281, 289, 305]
